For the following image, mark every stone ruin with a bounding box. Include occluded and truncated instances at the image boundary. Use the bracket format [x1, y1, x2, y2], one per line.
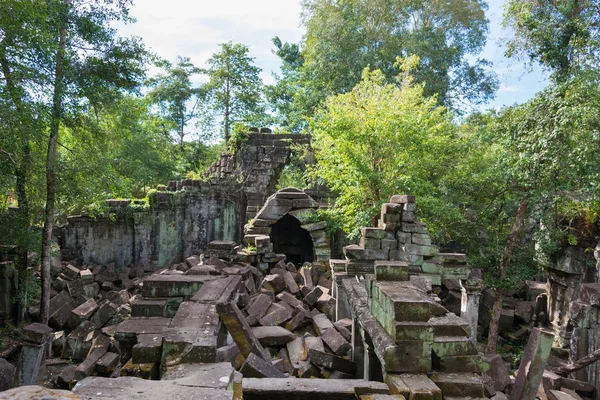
[0, 131, 600, 400]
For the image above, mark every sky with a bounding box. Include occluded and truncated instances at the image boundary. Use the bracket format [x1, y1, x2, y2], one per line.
[117, 0, 550, 111]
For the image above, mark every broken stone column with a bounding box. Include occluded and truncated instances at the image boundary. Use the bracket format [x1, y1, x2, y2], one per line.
[460, 272, 484, 344]
[18, 323, 53, 385]
[510, 327, 554, 400]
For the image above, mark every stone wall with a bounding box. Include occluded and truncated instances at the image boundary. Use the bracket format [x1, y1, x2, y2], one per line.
[59, 183, 243, 267]
[57, 131, 312, 268]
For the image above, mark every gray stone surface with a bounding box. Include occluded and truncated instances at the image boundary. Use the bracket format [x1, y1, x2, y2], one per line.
[0, 358, 15, 392]
[242, 378, 389, 400]
[73, 375, 233, 399]
[0, 385, 79, 400]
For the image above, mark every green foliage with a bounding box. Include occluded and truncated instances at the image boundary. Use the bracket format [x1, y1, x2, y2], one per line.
[276, 143, 310, 190]
[300, 0, 498, 110]
[228, 123, 252, 153]
[504, 0, 600, 81]
[309, 59, 467, 238]
[146, 56, 202, 148]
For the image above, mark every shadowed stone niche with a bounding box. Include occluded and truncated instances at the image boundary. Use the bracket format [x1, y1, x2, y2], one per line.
[270, 214, 314, 265]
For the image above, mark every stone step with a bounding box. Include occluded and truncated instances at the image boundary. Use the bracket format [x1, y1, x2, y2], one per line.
[429, 373, 485, 398]
[428, 314, 470, 337]
[368, 280, 447, 337]
[431, 336, 477, 357]
[385, 373, 442, 400]
[130, 298, 167, 317]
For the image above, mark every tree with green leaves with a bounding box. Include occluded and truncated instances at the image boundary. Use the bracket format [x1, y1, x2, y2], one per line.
[1, 0, 149, 323]
[483, 77, 600, 352]
[504, 0, 600, 82]
[300, 0, 498, 110]
[201, 42, 265, 142]
[146, 57, 202, 151]
[309, 57, 472, 239]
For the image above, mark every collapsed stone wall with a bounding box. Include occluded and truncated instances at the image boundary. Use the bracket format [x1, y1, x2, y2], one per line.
[57, 131, 311, 268]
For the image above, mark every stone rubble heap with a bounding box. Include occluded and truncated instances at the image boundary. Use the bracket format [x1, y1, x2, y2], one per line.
[334, 195, 471, 286]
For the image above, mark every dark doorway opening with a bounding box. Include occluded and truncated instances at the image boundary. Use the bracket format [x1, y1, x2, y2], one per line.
[270, 214, 314, 265]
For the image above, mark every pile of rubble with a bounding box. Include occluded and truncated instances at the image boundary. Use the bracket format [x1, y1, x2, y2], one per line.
[44, 238, 356, 388]
[44, 261, 161, 386]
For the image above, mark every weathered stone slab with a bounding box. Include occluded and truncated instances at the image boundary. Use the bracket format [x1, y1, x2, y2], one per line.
[95, 352, 119, 375]
[246, 294, 273, 319]
[287, 337, 306, 364]
[390, 195, 416, 204]
[429, 372, 484, 398]
[63, 321, 95, 360]
[240, 352, 286, 378]
[161, 331, 218, 367]
[242, 378, 390, 400]
[115, 317, 173, 342]
[431, 336, 477, 357]
[303, 287, 323, 307]
[68, 298, 98, 329]
[385, 374, 442, 400]
[321, 327, 351, 356]
[299, 267, 314, 289]
[191, 275, 242, 304]
[312, 313, 334, 335]
[73, 375, 232, 399]
[510, 328, 554, 400]
[130, 298, 166, 317]
[287, 310, 311, 331]
[74, 334, 110, 381]
[132, 334, 163, 363]
[89, 302, 117, 328]
[259, 305, 293, 327]
[252, 326, 296, 346]
[216, 301, 270, 361]
[142, 274, 222, 298]
[119, 359, 159, 380]
[374, 261, 409, 281]
[307, 349, 355, 375]
[277, 292, 305, 310]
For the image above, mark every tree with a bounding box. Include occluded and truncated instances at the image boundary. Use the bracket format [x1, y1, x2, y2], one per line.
[482, 77, 600, 352]
[40, 0, 147, 323]
[504, 0, 600, 82]
[300, 0, 498, 110]
[0, 0, 56, 322]
[0, 0, 148, 323]
[201, 42, 265, 142]
[309, 57, 470, 239]
[265, 37, 313, 133]
[146, 57, 202, 151]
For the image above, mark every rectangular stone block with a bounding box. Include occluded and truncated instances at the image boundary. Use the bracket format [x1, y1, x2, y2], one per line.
[390, 195, 416, 204]
[216, 301, 270, 361]
[307, 349, 355, 375]
[141, 274, 222, 298]
[130, 298, 167, 317]
[374, 261, 409, 281]
[240, 352, 286, 378]
[361, 227, 389, 239]
[191, 275, 242, 304]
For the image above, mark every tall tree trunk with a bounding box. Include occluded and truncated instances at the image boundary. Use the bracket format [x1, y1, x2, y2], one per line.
[1, 38, 32, 324]
[224, 79, 231, 142]
[486, 199, 528, 353]
[40, 23, 66, 324]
